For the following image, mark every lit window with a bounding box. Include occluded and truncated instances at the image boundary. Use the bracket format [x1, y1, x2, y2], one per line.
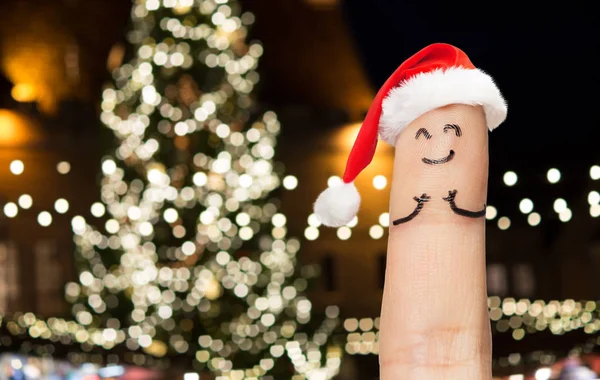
[487, 264, 507, 296]
[34, 241, 62, 314]
[513, 264, 535, 297]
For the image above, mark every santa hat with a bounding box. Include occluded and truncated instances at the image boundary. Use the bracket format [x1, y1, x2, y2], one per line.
[314, 43, 507, 227]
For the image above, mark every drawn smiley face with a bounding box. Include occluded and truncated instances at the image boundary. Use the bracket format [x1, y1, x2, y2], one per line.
[415, 124, 462, 165]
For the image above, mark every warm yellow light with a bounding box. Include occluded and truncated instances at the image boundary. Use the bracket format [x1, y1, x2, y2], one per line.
[335, 122, 394, 158]
[9, 160, 24, 175]
[143, 340, 168, 357]
[304, 0, 339, 9]
[373, 175, 387, 190]
[205, 278, 222, 300]
[57, 161, 71, 174]
[106, 43, 125, 72]
[11, 83, 37, 102]
[337, 122, 362, 149]
[0, 110, 44, 147]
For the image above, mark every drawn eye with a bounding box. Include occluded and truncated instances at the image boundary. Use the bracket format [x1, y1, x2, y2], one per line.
[415, 128, 432, 140]
[443, 124, 462, 137]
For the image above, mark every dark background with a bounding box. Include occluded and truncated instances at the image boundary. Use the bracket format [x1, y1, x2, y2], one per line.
[1, 1, 600, 377]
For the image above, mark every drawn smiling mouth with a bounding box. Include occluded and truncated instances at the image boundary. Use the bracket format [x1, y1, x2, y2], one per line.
[422, 150, 455, 165]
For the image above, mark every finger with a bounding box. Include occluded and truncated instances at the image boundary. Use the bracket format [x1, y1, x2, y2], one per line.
[379, 104, 492, 380]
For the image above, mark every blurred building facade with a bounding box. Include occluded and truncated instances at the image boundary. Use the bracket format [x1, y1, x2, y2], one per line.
[0, 0, 599, 378]
[0, 0, 127, 317]
[0, 108, 106, 317]
[0, 0, 598, 333]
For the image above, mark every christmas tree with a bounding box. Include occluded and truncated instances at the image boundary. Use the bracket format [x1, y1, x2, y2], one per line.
[64, 0, 340, 378]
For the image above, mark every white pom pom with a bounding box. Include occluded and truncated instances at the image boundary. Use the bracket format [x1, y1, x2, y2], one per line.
[313, 182, 360, 227]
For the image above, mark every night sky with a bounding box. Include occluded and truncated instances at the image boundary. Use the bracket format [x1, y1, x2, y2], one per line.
[343, 1, 600, 156]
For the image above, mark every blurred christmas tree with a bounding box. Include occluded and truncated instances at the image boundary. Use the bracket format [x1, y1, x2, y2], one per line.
[64, 0, 340, 378]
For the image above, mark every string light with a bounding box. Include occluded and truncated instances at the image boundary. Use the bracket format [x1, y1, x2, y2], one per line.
[591, 165, 600, 180]
[369, 225, 384, 239]
[327, 176, 342, 188]
[378, 213, 389, 227]
[62, 1, 340, 378]
[3, 203, 18, 218]
[18, 194, 33, 209]
[303, 163, 600, 236]
[518, 199, 534, 214]
[346, 216, 358, 228]
[10, 160, 24, 175]
[283, 175, 298, 190]
[503, 171, 518, 186]
[486, 205, 498, 220]
[588, 191, 600, 205]
[54, 198, 69, 214]
[553, 198, 567, 213]
[535, 367, 552, 380]
[57, 161, 71, 174]
[37, 211, 52, 227]
[0, 1, 339, 377]
[498, 216, 511, 230]
[4, 0, 600, 374]
[372, 175, 387, 190]
[559, 209, 572, 222]
[336, 227, 351, 240]
[527, 212, 541, 226]
[343, 297, 600, 358]
[546, 168, 561, 184]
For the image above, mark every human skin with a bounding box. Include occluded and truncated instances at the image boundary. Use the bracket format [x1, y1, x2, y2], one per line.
[379, 104, 492, 380]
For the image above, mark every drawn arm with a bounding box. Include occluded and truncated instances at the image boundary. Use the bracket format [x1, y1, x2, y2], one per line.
[392, 194, 431, 225]
[442, 190, 486, 218]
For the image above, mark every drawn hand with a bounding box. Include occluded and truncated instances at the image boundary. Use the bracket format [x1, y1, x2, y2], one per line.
[444, 189, 486, 218]
[392, 194, 431, 225]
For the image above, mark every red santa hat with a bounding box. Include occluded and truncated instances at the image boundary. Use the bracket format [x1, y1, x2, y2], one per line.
[314, 43, 507, 227]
